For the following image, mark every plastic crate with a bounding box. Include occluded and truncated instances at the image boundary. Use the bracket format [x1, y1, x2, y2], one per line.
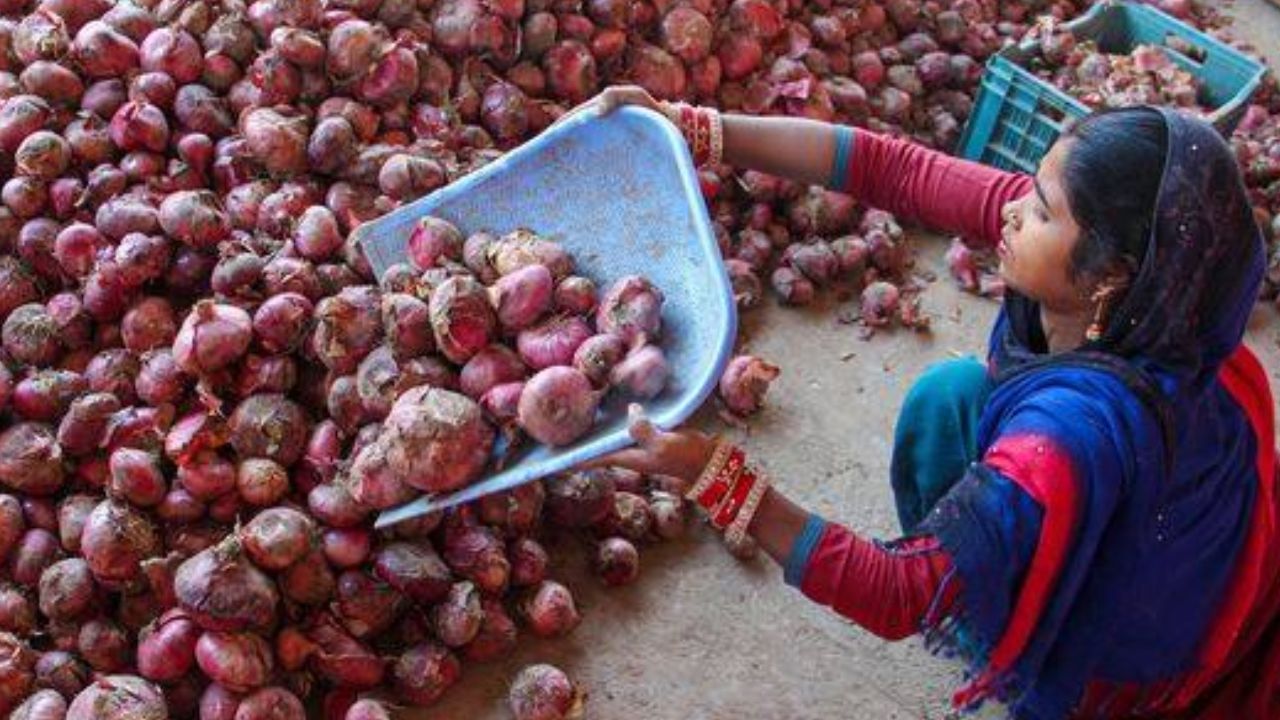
[354, 107, 737, 529]
[957, 0, 1267, 173]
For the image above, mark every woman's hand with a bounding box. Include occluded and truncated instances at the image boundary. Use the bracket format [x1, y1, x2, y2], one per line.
[552, 86, 665, 129]
[594, 405, 718, 490]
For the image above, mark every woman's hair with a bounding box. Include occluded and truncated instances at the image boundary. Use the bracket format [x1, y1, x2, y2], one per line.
[1059, 107, 1169, 285]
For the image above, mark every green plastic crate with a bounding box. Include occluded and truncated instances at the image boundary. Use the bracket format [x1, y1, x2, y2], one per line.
[957, 0, 1267, 173]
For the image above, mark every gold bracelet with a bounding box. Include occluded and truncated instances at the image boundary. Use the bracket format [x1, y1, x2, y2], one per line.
[707, 108, 724, 166]
[724, 466, 770, 547]
[684, 439, 733, 503]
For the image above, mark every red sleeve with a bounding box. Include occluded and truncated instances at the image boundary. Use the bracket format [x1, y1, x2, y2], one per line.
[798, 526, 959, 641]
[839, 129, 1033, 249]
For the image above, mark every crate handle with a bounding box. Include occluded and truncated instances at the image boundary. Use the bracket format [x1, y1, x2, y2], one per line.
[1162, 32, 1207, 66]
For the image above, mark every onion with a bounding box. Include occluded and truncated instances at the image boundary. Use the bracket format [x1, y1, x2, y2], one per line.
[136, 609, 201, 683]
[139, 27, 203, 84]
[460, 345, 529, 400]
[610, 344, 669, 399]
[0, 586, 35, 635]
[0, 423, 64, 496]
[279, 547, 336, 606]
[175, 535, 279, 633]
[332, 569, 405, 638]
[429, 275, 497, 364]
[11, 688, 66, 720]
[408, 216, 464, 271]
[305, 612, 385, 688]
[158, 190, 231, 249]
[518, 366, 602, 446]
[240, 107, 308, 177]
[719, 354, 780, 417]
[108, 447, 166, 507]
[392, 642, 460, 707]
[311, 285, 383, 373]
[80, 498, 159, 591]
[67, 675, 167, 720]
[227, 393, 309, 467]
[235, 687, 305, 720]
[518, 580, 580, 637]
[195, 631, 274, 693]
[173, 300, 252, 374]
[509, 664, 582, 720]
[35, 650, 88, 700]
[543, 40, 597, 103]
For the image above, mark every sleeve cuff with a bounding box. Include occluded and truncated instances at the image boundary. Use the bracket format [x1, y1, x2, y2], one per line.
[827, 125, 855, 191]
[784, 513, 828, 587]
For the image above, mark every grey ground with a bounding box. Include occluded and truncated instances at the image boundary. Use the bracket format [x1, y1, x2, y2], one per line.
[408, 3, 1280, 717]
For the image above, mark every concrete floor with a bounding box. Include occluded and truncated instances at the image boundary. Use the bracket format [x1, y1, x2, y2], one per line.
[411, 2, 1280, 717]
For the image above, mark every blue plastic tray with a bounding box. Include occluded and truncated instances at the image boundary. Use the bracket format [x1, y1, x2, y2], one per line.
[957, 0, 1266, 173]
[354, 107, 737, 529]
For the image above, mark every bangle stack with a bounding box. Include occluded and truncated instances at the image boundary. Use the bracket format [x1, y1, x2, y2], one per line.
[685, 441, 771, 547]
[659, 101, 724, 167]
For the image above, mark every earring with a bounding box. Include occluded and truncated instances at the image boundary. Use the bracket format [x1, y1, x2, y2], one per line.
[1085, 284, 1118, 342]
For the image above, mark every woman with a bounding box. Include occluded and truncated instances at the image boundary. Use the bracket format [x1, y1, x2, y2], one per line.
[580, 87, 1278, 719]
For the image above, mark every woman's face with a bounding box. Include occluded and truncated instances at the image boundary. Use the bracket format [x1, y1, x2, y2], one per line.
[998, 139, 1089, 312]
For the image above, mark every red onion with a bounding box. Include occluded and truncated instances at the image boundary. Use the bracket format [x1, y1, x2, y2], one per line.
[235, 458, 289, 506]
[358, 38, 418, 108]
[199, 682, 243, 720]
[407, 216, 463, 271]
[11, 688, 66, 719]
[719, 355, 780, 416]
[546, 470, 615, 528]
[460, 344, 528, 400]
[136, 609, 200, 682]
[345, 699, 393, 720]
[240, 107, 309, 177]
[509, 663, 582, 720]
[84, 348, 141, 406]
[2, 303, 60, 368]
[195, 631, 273, 693]
[861, 281, 901, 327]
[3, 178, 47, 220]
[771, 266, 815, 306]
[173, 300, 252, 374]
[516, 315, 591, 370]
[174, 84, 234, 137]
[518, 580, 580, 637]
[332, 569, 405, 638]
[596, 275, 664, 347]
[291, 205, 342, 262]
[0, 585, 34, 635]
[249, 288, 312, 353]
[67, 675, 166, 720]
[322, 527, 372, 569]
[11, 370, 85, 423]
[0, 423, 65, 496]
[58, 393, 122, 458]
[595, 536, 640, 586]
[128, 72, 176, 111]
[34, 650, 87, 701]
[175, 536, 279, 633]
[371, 541, 452, 604]
[136, 349, 186, 406]
[327, 374, 367, 433]
[240, 502, 312, 568]
[76, 617, 129, 672]
[378, 153, 446, 201]
[279, 547, 336, 606]
[311, 285, 383, 373]
[51, 224, 103, 280]
[14, 130, 70, 180]
[109, 100, 168, 153]
[176, 452, 236, 500]
[108, 447, 166, 507]
[392, 642, 460, 707]
[305, 612, 385, 688]
[543, 40, 597, 103]
[158, 190, 231, 250]
[156, 486, 205, 524]
[228, 393, 309, 467]
[610, 344, 669, 399]
[120, 296, 177, 353]
[441, 519, 510, 595]
[36, 557, 95, 622]
[139, 27, 202, 84]
[508, 536, 550, 588]
[462, 597, 517, 663]
[518, 366, 601, 446]
[80, 498, 158, 590]
[235, 353, 297, 396]
[234, 687, 305, 720]
[307, 116, 358, 176]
